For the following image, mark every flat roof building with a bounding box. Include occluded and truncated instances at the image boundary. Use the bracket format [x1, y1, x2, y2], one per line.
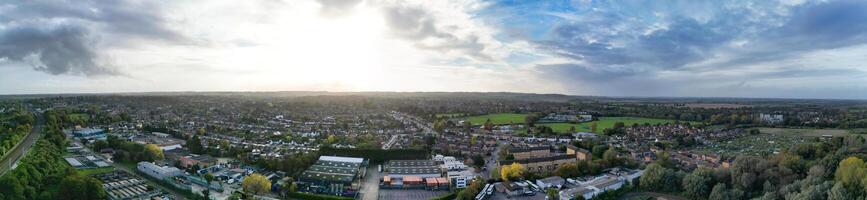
[384, 160, 442, 179]
[298, 156, 366, 197]
[137, 162, 182, 180]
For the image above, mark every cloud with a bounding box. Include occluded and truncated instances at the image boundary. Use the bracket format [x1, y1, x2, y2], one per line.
[0, 0, 187, 76]
[316, 0, 363, 17]
[0, 23, 120, 76]
[380, 2, 496, 62]
[512, 0, 867, 97]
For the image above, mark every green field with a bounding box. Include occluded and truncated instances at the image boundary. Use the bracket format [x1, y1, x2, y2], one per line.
[465, 113, 527, 125]
[537, 117, 692, 134]
[77, 167, 115, 176]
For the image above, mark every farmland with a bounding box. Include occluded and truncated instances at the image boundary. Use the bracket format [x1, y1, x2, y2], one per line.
[758, 128, 852, 137]
[692, 128, 852, 157]
[537, 117, 693, 134]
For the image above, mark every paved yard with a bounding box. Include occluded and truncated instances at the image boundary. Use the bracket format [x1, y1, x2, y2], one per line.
[378, 189, 448, 200]
[359, 166, 380, 200]
[489, 190, 545, 200]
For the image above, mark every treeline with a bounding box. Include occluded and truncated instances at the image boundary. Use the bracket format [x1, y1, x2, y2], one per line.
[636, 135, 867, 200]
[318, 146, 428, 163]
[91, 135, 162, 163]
[0, 108, 33, 158]
[243, 152, 320, 178]
[0, 110, 106, 200]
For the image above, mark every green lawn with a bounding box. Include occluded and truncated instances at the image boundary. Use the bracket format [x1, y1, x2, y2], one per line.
[537, 117, 694, 134]
[78, 167, 115, 176]
[465, 113, 527, 125]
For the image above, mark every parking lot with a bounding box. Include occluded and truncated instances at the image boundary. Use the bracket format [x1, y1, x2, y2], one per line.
[378, 189, 449, 200]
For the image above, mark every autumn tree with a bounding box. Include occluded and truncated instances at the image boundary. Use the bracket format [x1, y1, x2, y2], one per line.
[501, 163, 527, 181]
[144, 144, 164, 161]
[242, 173, 272, 195]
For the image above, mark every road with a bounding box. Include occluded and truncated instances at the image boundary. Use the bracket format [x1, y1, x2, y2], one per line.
[0, 112, 43, 176]
[482, 143, 505, 179]
[382, 134, 400, 150]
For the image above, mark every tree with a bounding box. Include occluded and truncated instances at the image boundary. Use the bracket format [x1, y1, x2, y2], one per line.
[289, 182, 297, 193]
[144, 144, 164, 161]
[683, 167, 715, 200]
[242, 173, 272, 195]
[472, 154, 485, 169]
[639, 163, 667, 191]
[204, 172, 215, 184]
[834, 157, 865, 189]
[324, 135, 337, 145]
[602, 147, 619, 166]
[58, 175, 107, 200]
[501, 163, 527, 181]
[457, 178, 484, 200]
[590, 122, 598, 133]
[555, 163, 579, 178]
[187, 135, 204, 154]
[547, 188, 559, 200]
[591, 145, 607, 160]
[708, 183, 728, 200]
[203, 173, 215, 199]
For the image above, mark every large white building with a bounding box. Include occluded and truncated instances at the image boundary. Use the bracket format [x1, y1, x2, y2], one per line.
[137, 162, 182, 180]
[760, 113, 784, 124]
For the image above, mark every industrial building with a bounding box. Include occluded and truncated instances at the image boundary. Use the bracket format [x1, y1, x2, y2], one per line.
[297, 156, 367, 197]
[72, 128, 106, 140]
[137, 162, 182, 180]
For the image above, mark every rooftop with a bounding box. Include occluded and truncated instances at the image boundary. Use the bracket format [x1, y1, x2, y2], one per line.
[320, 156, 364, 164]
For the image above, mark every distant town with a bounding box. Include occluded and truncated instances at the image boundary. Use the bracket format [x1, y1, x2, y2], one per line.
[1, 92, 867, 200]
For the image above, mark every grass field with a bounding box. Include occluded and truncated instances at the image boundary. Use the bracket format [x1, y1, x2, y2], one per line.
[537, 117, 691, 134]
[465, 113, 527, 125]
[78, 167, 115, 176]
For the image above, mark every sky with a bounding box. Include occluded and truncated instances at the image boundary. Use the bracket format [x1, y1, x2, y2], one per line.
[2, 0, 867, 99]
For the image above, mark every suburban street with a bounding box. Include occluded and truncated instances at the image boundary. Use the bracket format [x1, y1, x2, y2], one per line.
[0, 112, 43, 176]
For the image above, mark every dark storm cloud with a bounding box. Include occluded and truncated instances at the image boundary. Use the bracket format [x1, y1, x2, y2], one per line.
[0, 0, 185, 76]
[0, 24, 118, 76]
[382, 5, 492, 61]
